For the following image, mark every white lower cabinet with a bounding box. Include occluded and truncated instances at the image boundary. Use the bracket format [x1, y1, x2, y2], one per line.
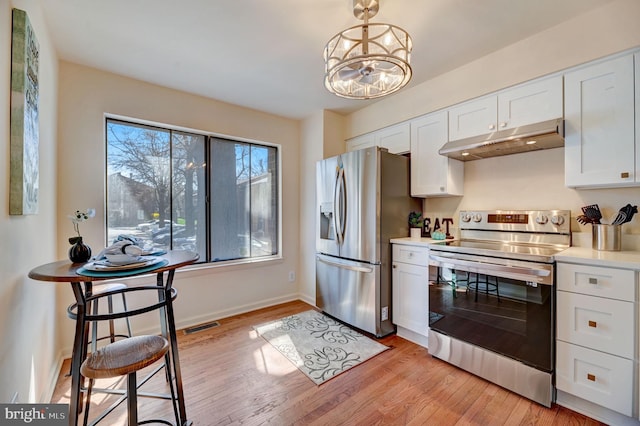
[556, 341, 634, 417]
[392, 244, 429, 346]
[556, 262, 637, 418]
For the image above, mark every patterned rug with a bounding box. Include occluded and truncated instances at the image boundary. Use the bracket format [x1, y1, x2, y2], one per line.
[253, 310, 389, 385]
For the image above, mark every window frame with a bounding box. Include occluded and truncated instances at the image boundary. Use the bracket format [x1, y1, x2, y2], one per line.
[104, 113, 283, 267]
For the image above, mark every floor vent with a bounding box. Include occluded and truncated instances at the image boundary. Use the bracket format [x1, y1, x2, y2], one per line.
[183, 320, 220, 335]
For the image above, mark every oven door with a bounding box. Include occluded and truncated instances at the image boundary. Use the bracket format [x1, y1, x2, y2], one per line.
[428, 250, 554, 373]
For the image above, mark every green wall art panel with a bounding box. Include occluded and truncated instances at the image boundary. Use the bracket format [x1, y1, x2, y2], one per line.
[10, 8, 39, 215]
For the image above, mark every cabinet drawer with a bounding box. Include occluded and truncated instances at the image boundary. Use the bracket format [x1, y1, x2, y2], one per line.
[557, 291, 634, 358]
[392, 245, 428, 266]
[557, 263, 635, 302]
[556, 341, 633, 417]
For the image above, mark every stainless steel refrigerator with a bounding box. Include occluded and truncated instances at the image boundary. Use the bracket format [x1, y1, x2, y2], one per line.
[316, 146, 420, 337]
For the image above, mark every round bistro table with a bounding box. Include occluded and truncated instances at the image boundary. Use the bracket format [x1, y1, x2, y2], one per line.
[29, 250, 199, 426]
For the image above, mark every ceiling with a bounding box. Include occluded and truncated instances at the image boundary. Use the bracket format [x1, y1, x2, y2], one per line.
[40, 0, 613, 120]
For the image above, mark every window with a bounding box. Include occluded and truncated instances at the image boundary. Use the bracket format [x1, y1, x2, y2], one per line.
[106, 118, 279, 263]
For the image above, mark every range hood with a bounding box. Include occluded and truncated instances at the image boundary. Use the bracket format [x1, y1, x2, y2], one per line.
[439, 118, 564, 161]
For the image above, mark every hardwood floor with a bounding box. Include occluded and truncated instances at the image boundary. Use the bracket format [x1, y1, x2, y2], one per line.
[51, 300, 604, 425]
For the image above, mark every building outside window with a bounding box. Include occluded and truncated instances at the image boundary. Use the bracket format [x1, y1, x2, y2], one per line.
[106, 118, 279, 263]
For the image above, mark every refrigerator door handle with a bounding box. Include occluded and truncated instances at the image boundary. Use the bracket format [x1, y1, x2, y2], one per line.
[333, 167, 346, 245]
[317, 256, 374, 273]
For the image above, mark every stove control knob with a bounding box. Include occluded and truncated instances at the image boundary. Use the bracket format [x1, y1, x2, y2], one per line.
[551, 215, 565, 226]
[535, 215, 549, 225]
[461, 213, 471, 222]
[472, 213, 482, 223]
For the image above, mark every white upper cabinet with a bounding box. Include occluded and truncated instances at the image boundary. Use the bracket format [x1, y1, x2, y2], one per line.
[410, 111, 464, 197]
[497, 75, 563, 129]
[346, 132, 375, 152]
[564, 54, 636, 188]
[346, 122, 410, 154]
[448, 75, 563, 141]
[448, 95, 497, 141]
[376, 122, 410, 154]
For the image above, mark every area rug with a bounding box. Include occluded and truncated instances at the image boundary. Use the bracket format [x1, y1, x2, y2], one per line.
[253, 310, 389, 385]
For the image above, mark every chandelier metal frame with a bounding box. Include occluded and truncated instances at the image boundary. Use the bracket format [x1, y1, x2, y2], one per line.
[324, 0, 413, 99]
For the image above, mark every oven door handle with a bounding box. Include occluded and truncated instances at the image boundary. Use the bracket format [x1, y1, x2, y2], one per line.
[429, 253, 552, 283]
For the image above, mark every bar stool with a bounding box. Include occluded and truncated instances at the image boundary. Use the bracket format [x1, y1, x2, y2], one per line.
[470, 273, 500, 302]
[67, 283, 133, 376]
[81, 335, 180, 426]
[90, 283, 133, 353]
[436, 267, 470, 299]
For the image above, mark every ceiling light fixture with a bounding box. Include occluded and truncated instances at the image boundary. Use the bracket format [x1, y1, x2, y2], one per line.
[323, 0, 413, 99]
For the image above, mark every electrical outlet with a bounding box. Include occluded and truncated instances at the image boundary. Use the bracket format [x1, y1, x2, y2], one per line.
[381, 306, 389, 321]
[288, 271, 295, 282]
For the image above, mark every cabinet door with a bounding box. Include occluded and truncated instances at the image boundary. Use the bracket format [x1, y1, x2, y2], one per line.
[557, 291, 634, 359]
[564, 55, 636, 188]
[448, 96, 497, 141]
[556, 341, 633, 417]
[346, 133, 375, 152]
[392, 261, 429, 336]
[557, 262, 635, 302]
[376, 122, 410, 154]
[410, 111, 463, 197]
[498, 75, 563, 130]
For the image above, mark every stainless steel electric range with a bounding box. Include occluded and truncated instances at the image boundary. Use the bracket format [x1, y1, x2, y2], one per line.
[428, 209, 571, 407]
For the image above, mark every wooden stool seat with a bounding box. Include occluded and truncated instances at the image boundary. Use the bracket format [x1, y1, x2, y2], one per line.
[81, 335, 168, 379]
[81, 335, 177, 425]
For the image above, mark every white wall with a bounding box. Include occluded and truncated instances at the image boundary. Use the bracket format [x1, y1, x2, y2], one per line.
[299, 111, 345, 303]
[346, 0, 640, 240]
[55, 62, 302, 357]
[0, 0, 60, 403]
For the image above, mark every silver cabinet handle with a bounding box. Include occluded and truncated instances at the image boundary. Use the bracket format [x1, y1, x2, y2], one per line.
[588, 277, 598, 285]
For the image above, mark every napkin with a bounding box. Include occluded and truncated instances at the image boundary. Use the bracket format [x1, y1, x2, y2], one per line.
[92, 239, 144, 261]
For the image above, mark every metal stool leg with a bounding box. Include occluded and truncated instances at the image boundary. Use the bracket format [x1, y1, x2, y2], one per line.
[127, 372, 138, 426]
[90, 283, 133, 352]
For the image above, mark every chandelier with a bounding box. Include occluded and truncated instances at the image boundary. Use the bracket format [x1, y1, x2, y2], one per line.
[324, 0, 413, 99]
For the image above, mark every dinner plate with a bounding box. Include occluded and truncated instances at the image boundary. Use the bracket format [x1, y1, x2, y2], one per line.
[84, 256, 164, 272]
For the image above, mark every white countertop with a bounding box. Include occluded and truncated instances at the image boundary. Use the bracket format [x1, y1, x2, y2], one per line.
[390, 237, 447, 247]
[555, 246, 640, 270]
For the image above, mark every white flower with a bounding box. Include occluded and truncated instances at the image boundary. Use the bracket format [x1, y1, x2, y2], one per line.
[69, 208, 95, 236]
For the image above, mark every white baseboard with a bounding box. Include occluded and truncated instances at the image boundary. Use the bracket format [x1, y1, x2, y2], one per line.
[556, 390, 640, 425]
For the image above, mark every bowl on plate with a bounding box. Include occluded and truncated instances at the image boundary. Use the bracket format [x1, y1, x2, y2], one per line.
[104, 254, 142, 265]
